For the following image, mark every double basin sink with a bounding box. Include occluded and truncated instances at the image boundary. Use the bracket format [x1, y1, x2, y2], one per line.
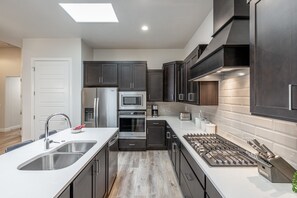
[18, 141, 97, 171]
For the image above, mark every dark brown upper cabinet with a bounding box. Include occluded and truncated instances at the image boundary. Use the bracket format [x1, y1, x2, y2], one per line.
[184, 45, 207, 104]
[147, 70, 163, 101]
[250, 0, 297, 122]
[84, 61, 118, 87]
[163, 61, 184, 102]
[118, 62, 147, 91]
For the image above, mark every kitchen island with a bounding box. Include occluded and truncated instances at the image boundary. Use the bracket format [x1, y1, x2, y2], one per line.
[0, 128, 118, 198]
[147, 116, 296, 198]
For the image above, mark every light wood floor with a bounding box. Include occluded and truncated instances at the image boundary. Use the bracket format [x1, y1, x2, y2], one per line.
[109, 151, 183, 198]
[0, 130, 21, 154]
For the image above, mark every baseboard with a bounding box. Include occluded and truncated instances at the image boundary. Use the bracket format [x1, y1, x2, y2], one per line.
[0, 125, 21, 132]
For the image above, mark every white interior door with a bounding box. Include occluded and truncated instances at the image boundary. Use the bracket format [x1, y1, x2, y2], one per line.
[4, 76, 21, 131]
[33, 59, 71, 139]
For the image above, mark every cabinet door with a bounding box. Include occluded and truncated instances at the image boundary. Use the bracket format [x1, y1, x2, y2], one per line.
[101, 64, 118, 86]
[180, 153, 205, 198]
[166, 125, 172, 158]
[73, 160, 94, 198]
[250, 0, 297, 121]
[84, 63, 102, 87]
[147, 125, 166, 149]
[58, 186, 70, 198]
[94, 147, 106, 198]
[133, 64, 147, 91]
[177, 64, 186, 102]
[147, 70, 163, 101]
[291, 2, 297, 110]
[163, 64, 176, 102]
[119, 64, 133, 90]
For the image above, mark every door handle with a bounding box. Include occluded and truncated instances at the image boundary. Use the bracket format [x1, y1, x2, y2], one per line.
[96, 97, 99, 127]
[289, 84, 297, 110]
[94, 98, 97, 127]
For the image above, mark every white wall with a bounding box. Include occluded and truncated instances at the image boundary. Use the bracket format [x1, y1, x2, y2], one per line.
[0, 47, 21, 132]
[93, 49, 184, 69]
[183, 10, 213, 57]
[4, 77, 21, 131]
[21, 38, 83, 140]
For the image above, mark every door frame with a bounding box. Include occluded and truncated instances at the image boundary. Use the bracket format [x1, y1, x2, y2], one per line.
[30, 58, 72, 139]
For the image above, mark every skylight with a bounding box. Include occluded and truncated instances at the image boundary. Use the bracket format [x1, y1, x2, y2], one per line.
[59, 3, 119, 23]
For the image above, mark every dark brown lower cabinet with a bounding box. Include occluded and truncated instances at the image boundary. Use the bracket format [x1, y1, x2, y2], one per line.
[171, 132, 181, 181]
[119, 139, 146, 151]
[166, 124, 222, 198]
[58, 186, 71, 198]
[73, 159, 94, 198]
[95, 148, 106, 198]
[180, 153, 205, 198]
[206, 177, 222, 198]
[146, 120, 166, 150]
[72, 145, 107, 198]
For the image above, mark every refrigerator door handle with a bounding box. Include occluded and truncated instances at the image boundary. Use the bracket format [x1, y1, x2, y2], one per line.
[96, 97, 100, 127]
[94, 98, 97, 127]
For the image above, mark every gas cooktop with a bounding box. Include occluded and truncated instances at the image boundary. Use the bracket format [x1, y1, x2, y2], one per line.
[183, 134, 257, 167]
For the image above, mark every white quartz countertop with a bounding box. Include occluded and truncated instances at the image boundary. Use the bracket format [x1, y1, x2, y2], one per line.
[0, 128, 118, 198]
[147, 116, 296, 198]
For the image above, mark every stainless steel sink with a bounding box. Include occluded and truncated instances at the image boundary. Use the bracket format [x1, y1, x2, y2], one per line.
[18, 153, 83, 170]
[54, 141, 97, 154]
[18, 141, 97, 171]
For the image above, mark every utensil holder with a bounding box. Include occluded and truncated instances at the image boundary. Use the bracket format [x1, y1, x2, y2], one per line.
[257, 156, 296, 183]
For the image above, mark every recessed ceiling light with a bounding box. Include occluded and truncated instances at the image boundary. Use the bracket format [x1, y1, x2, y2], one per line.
[59, 3, 118, 23]
[141, 25, 149, 31]
[238, 72, 245, 76]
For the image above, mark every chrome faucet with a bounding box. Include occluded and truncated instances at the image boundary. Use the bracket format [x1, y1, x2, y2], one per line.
[45, 113, 72, 149]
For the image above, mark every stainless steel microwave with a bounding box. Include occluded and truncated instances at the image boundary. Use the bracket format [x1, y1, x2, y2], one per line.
[119, 91, 146, 110]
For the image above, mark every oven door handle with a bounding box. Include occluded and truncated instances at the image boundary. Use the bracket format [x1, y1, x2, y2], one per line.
[119, 115, 146, 118]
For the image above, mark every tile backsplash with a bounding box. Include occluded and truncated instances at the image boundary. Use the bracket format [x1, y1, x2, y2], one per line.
[149, 71, 297, 168]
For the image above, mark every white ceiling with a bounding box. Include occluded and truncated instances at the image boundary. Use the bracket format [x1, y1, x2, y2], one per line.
[0, 0, 212, 49]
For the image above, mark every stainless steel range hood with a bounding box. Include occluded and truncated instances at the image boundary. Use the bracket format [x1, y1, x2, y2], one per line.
[190, 0, 250, 81]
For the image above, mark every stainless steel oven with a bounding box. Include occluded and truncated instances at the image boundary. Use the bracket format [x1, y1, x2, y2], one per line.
[118, 111, 146, 139]
[119, 91, 146, 110]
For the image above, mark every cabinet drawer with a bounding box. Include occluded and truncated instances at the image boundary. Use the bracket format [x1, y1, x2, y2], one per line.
[147, 120, 166, 126]
[180, 153, 205, 198]
[206, 177, 222, 198]
[180, 173, 193, 198]
[119, 139, 146, 151]
[181, 144, 205, 188]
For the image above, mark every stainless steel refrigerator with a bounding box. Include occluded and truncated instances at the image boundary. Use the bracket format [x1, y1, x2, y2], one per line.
[82, 88, 118, 127]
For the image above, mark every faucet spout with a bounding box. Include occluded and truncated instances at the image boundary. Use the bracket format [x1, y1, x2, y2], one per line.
[44, 113, 72, 149]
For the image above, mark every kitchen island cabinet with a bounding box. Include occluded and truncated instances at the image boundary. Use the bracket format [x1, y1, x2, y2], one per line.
[0, 128, 118, 198]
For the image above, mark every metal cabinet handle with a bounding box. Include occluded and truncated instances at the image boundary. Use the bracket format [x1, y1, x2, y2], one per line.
[179, 94, 184, 101]
[184, 173, 194, 181]
[129, 144, 136, 146]
[130, 83, 133, 89]
[95, 159, 100, 175]
[172, 135, 177, 139]
[153, 122, 159, 125]
[166, 132, 171, 139]
[289, 84, 297, 110]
